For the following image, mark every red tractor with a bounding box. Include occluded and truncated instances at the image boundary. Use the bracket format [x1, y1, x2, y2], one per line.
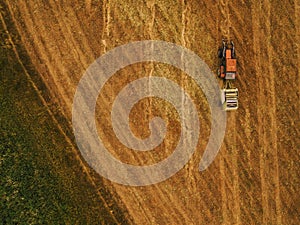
[218, 40, 237, 80]
[217, 40, 239, 111]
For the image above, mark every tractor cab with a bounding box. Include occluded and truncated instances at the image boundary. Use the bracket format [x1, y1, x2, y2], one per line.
[218, 41, 237, 80]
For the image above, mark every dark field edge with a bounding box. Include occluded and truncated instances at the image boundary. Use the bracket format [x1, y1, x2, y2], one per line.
[0, 3, 131, 225]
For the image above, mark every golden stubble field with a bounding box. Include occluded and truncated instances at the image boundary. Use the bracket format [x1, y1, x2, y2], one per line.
[2, 0, 299, 224]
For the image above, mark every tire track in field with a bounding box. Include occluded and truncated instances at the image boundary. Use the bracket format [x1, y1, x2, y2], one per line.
[296, 0, 300, 98]
[226, 4, 251, 92]
[97, 2, 145, 223]
[228, 2, 264, 223]
[251, 1, 281, 224]
[104, 3, 166, 224]
[153, 3, 182, 43]
[116, 4, 187, 224]
[179, 4, 212, 220]
[10, 1, 70, 112]
[250, 3, 270, 223]
[180, 2, 222, 223]
[17, 0, 86, 117]
[225, 3, 241, 224]
[227, 1, 263, 223]
[100, 2, 155, 224]
[0, 10, 124, 225]
[145, 2, 196, 220]
[52, 1, 97, 60]
[218, 0, 241, 224]
[102, 2, 196, 224]
[218, 1, 230, 223]
[6, 2, 58, 106]
[83, 1, 174, 223]
[147, 0, 155, 135]
[219, 0, 230, 39]
[266, 1, 282, 222]
[44, 0, 91, 87]
[101, 0, 110, 53]
[24, 0, 92, 117]
[98, 2, 198, 223]
[86, 0, 92, 13]
[214, 7, 229, 223]
[144, 8, 160, 222]
[180, 0, 194, 193]
[271, 1, 299, 224]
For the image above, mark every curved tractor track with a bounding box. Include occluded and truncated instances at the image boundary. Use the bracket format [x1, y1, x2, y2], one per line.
[3, 0, 299, 224]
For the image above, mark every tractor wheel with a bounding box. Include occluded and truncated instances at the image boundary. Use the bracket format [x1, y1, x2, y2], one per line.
[217, 68, 221, 77]
[218, 48, 223, 58]
[232, 51, 236, 58]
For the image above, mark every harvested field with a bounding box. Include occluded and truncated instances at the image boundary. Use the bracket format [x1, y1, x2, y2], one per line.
[1, 0, 299, 224]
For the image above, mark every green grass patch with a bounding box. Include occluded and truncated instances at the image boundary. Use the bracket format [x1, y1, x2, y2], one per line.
[0, 9, 129, 225]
